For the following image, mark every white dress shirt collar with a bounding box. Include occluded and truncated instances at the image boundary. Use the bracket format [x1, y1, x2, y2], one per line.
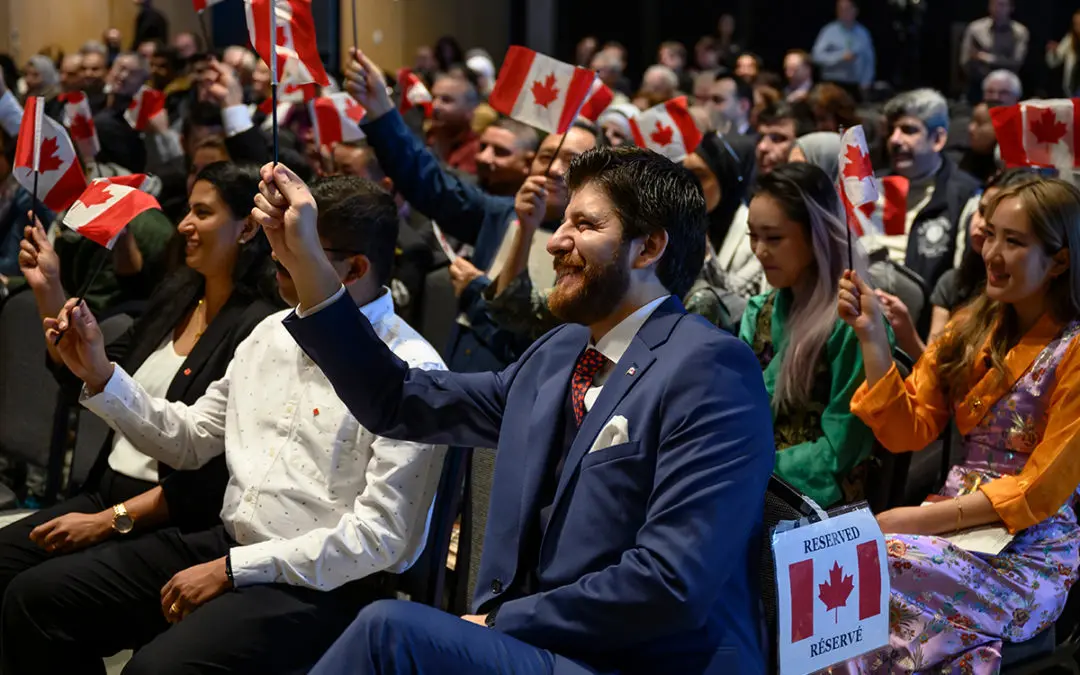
[592, 295, 671, 365]
[359, 287, 395, 324]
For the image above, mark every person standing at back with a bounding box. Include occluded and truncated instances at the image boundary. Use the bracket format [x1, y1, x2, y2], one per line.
[255, 146, 777, 674]
[961, 0, 1029, 104]
[812, 0, 876, 101]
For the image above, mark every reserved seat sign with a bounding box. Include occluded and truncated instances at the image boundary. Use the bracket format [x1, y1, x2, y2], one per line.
[772, 507, 889, 674]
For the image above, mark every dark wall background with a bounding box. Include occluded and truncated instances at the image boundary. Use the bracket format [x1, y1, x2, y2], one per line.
[556, 0, 1076, 98]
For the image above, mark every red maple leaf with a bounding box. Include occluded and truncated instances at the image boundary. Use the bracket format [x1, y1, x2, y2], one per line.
[531, 73, 559, 108]
[77, 180, 114, 208]
[1029, 108, 1068, 146]
[68, 113, 93, 141]
[841, 143, 873, 181]
[343, 97, 365, 123]
[650, 121, 674, 147]
[818, 561, 855, 623]
[37, 136, 64, 173]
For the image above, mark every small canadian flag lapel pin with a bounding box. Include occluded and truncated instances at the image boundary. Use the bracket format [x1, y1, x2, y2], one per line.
[626, 366, 637, 376]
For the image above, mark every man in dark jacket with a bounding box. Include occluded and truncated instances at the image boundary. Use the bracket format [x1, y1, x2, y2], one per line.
[344, 50, 597, 373]
[861, 88, 981, 294]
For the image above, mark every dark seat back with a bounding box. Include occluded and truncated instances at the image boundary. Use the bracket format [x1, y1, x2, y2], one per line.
[760, 476, 823, 671]
[0, 290, 68, 502]
[393, 446, 468, 608]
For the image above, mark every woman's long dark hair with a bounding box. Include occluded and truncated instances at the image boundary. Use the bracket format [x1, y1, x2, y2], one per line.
[168, 162, 279, 304]
[694, 132, 747, 252]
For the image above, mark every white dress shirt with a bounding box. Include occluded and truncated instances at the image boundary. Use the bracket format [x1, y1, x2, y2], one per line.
[583, 295, 669, 412]
[82, 291, 448, 591]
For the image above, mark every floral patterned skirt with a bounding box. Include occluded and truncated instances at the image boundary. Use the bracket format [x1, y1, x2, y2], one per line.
[831, 504, 1080, 674]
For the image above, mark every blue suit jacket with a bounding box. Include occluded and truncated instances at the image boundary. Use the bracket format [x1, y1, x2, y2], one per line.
[284, 295, 775, 674]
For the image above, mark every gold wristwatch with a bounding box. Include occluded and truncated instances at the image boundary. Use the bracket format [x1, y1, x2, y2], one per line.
[111, 503, 134, 535]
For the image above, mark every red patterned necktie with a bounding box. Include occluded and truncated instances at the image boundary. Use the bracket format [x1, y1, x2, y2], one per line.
[571, 348, 608, 426]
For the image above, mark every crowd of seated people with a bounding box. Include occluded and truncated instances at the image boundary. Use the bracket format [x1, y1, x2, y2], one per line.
[0, 1, 1077, 672]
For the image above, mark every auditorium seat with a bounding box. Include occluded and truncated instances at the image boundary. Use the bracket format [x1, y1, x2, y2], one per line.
[0, 290, 70, 507]
[760, 476, 824, 672]
[451, 447, 497, 615]
[393, 446, 469, 608]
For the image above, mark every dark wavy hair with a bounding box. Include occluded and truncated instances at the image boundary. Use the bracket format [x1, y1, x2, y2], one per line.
[566, 146, 707, 299]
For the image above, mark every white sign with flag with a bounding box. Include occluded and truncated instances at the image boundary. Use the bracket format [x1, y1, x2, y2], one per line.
[772, 507, 889, 674]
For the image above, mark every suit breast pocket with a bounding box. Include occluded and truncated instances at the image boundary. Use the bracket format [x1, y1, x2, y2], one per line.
[580, 440, 643, 470]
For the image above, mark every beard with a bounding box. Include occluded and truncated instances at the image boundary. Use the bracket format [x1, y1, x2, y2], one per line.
[547, 242, 631, 326]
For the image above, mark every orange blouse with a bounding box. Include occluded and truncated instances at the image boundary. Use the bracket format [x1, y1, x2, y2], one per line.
[850, 312, 1080, 533]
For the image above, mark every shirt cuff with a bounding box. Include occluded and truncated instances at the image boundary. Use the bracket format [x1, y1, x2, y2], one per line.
[221, 104, 254, 137]
[980, 475, 1038, 534]
[79, 363, 134, 411]
[228, 543, 279, 587]
[295, 285, 347, 319]
[849, 362, 903, 419]
[0, 91, 24, 137]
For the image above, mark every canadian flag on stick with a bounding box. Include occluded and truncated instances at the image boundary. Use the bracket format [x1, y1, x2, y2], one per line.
[309, 93, 366, 150]
[837, 126, 878, 237]
[991, 98, 1080, 170]
[13, 97, 87, 212]
[125, 86, 166, 131]
[397, 68, 433, 118]
[628, 96, 702, 162]
[578, 79, 614, 122]
[59, 91, 100, 159]
[489, 46, 596, 135]
[63, 177, 162, 248]
[245, 0, 328, 86]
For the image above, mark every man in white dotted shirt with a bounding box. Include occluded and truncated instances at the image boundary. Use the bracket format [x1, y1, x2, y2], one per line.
[1, 176, 448, 675]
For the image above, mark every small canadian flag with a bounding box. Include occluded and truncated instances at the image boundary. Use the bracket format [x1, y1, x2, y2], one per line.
[63, 177, 162, 248]
[488, 46, 596, 135]
[309, 93, 366, 150]
[245, 0, 329, 87]
[397, 68, 433, 118]
[192, 0, 224, 12]
[125, 86, 166, 131]
[13, 97, 87, 212]
[628, 96, 702, 162]
[838, 126, 878, 237]
[992, 98, 1080, 170]
[59, 91, 100, 159]
[578, 79, 614, 122]
[788, 541, 883, 643]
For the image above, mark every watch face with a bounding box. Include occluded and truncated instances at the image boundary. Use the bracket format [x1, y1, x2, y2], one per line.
[114, 515, 134, 534]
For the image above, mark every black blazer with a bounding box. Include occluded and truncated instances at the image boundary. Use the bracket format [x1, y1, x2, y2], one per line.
[65, 267, 280, 531]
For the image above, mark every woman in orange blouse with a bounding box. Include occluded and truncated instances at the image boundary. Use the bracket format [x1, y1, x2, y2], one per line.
[835, 176, 1080, 673]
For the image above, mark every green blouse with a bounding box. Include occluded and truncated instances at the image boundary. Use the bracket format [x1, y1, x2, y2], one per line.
[738, 290, 889, 508]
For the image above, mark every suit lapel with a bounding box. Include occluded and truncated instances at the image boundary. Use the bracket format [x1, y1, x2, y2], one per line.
[125, 283, 200, 375]
[547, 300, 685, 514]
[163, 293, 249, 401]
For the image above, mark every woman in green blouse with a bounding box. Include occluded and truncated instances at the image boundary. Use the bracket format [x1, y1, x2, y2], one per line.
[739, 162, 892, 508]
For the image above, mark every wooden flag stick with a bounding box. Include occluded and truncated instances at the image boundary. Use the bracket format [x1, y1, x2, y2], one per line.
[542, 132, 567, 178]
[270, 0, 279, 166]
[197, 10, 213, 53]
[52, 251, 109, 345]
[351, 0, 358, 52]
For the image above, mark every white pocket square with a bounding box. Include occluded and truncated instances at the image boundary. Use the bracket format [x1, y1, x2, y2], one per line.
[588, 415, 630, 454]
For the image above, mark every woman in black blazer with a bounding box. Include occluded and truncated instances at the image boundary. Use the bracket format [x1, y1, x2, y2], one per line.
[0, 162, 280, 605]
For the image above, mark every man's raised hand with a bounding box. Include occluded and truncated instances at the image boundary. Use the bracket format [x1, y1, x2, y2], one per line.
[252, 162, 321, 273]
[252, 163, 343, 311]
[344, 48, 394, 121]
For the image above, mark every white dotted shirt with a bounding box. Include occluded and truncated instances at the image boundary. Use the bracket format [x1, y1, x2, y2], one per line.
[82, 290, 448, 591]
